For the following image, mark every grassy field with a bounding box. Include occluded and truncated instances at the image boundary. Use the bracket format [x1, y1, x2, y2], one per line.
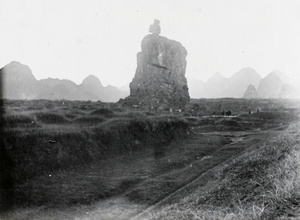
[1, 100, 189, 207]
[0, 98, 299, 219]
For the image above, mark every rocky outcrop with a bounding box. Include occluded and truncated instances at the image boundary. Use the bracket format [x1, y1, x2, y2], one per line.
[243, 84, 258, 99]
[129, 20, 189, 107]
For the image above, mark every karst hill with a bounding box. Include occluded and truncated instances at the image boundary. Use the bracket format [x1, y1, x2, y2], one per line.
[123, 20, 190, 108]
[0, 61, 128, 102]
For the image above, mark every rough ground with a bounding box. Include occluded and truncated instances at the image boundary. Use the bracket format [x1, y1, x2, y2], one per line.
[1, 99, 299, 220]
[2, 129, 271, 220]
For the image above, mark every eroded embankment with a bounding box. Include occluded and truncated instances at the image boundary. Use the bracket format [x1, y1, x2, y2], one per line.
[1, 115, 190, 208]
[144, 122, 300, 220]
[1, 119, 264, 220]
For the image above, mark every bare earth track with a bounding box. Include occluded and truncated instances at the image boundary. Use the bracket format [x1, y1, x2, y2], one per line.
[128, 131, 271, 220]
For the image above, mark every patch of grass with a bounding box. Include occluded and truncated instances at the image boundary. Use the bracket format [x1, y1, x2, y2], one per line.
[252, 111, 287, 120]
[89, 108, 113, 116]
[2, 108, 190, 208]
[148, 123, 300, 220]
[3, 127, 95, 184]
[73, 116, 105, 125]
[3, 114, 37, 128]
[91, 116, 189, 157]
[15, 169, 111, 207]
[2, 99, 299, 215]
[124, 135, 243, 206]
[34, 112, 69, 124]
[64, 113, 79, 119]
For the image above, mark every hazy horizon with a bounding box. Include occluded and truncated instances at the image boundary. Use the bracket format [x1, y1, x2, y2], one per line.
[1, 0, 300, 88]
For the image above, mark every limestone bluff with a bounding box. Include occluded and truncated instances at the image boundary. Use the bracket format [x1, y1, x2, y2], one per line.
[126, 20, 190, 108]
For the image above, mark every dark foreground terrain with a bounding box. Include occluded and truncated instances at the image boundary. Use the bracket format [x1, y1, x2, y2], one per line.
[0, 98, 299, 219]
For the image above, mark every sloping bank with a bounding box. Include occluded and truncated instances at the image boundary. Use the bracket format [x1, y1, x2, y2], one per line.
[147, 122, 300, 220]
[2, 115, 190, 187]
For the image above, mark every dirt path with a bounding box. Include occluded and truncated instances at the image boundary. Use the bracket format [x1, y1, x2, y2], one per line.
[128, 131, 271, 220]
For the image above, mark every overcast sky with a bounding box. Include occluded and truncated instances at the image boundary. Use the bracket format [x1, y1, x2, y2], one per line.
[1, 0, 300, 88]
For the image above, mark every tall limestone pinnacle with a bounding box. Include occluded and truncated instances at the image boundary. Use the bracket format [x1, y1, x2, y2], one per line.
[129, 20, 190, 107]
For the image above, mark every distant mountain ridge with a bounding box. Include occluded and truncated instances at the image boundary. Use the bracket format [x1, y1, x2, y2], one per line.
[1, 62, 299, 101]
[0, 61, 129, 102]
[188, 68, 299, 99]
[188, 68, 262, 98]
[257, 72, 284, 98]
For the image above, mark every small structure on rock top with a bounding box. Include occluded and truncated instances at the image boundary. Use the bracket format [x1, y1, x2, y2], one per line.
[127, 20, 190, 108]
[149, 19, 161, 35]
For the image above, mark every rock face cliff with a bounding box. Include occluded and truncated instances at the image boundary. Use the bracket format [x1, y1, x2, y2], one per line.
[129, 21, 189, 107]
